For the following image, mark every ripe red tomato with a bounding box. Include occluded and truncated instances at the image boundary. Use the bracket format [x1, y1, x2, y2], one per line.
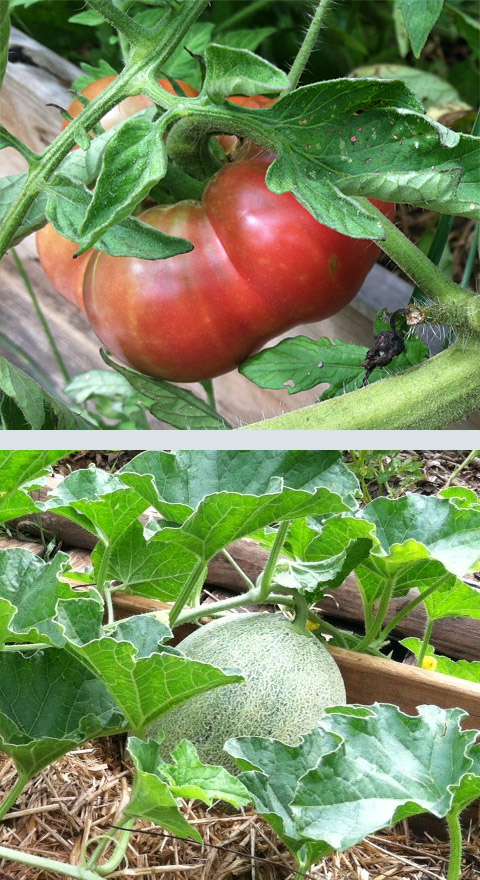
[37, 77, 394, 382]
[83, 153, 395, 381]
[36, 76, 198, 310]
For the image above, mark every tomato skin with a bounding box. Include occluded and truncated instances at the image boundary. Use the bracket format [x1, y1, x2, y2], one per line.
[36, 76, 198, 309]
[84, 153, 395, 382]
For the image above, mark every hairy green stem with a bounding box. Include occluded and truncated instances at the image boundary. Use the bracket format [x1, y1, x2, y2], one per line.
[362, 201, 477, 313]
[0, 774, 28, 822]
[12, 249, 70, 383]
[446, 812, 463, 880]
[87, 0, 150, 45]
[417, 619, 434, 668]
[243, 340, 480, 430]
[286, 0, 332, 91]
[0, 846, 102, 880]
[0, 0, 208, 260]
[258, 521, 290, 601]
[291, 592, 310, 634]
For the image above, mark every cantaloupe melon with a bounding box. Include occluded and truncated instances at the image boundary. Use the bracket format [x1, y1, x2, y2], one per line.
[157, 612, 346, 769]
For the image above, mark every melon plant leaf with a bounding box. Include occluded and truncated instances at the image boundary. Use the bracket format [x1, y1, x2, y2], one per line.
[355, 546, 459, 607]
[228, 704, 479, 863]
[438, 486, 480, 510]
[154, 739, 251, 807]
[92, 521, 203, 601]
[119, 450, 359, 521]
[0, 548, 94, 647]
[271, 519, 375, 599]
[450, 746, 480, 815]
[125, 737, 203, 841]
[422, 577, 480, 622]
[359, 494, 480, 574]
[225, 727, 342, 868]
[292, 705, 478, 848]
[155, 486, 350, 565]
[0, 649, 127, 779]
[402, 638, 480, 683]
[59, 608, 244, 736]
[41, 467, 149, 544]
[0, 450, 70, 522]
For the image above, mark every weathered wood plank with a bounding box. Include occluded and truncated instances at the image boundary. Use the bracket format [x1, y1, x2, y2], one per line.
[329, 645, 480, 730]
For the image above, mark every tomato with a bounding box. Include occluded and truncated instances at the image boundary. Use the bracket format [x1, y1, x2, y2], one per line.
[83, 154, 395, 381]
[37, 77, 394, 382]
[36, 76, 198, 309]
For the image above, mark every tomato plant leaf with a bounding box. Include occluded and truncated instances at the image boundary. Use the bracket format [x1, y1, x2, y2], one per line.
[100, 351, 231, 430]
[446, 3, 480, 58]
[40, 467, 149, 544]
[162, 21, 215, 89]
[0, 356, 93, 429]
[0, 648, 127, 779]
[44, 175, 193, 260]
[153, 738, 251, 807]
[360, 493, 480, 574]
[119, 450, 360, 521]
[396, 0, 444, 59]
[224, 78, 480, 228]
[216, 27, 277, 52]
[239, 328, 428, 399]
[78, 117, 168, 252]
[203, 44, 288, 102]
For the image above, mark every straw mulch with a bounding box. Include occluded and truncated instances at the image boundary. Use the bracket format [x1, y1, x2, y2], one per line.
[0, 739, 479, 880]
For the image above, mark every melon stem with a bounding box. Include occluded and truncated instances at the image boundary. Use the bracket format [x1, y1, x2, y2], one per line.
[258, 520, 290, 601]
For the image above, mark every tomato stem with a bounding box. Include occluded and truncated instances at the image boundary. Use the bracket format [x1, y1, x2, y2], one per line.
[286, 0, 333, 92]
[86, 0, 150, 46]
[243, 339, 480, 430]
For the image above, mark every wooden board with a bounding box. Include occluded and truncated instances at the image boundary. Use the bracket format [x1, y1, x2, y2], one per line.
[2, 28, 478, 428]
[329, 645, 480, 731]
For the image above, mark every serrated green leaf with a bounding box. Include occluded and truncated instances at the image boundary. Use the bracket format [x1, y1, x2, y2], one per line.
[156, 739, 251, 807]
[68, 10, 104, 26]
[92, 520, 202, 601]
[0, 649, 127, 779]
[396, 0, 444, 58]
[45, 175, 193, 260]
[350, 63, 461, 109]
[240, 322, 429, 400]
[0, 450, 70, 522]
[359, 493, 480, 575]
[223, 78, 479, 227]
[40, 467, 149, 544]
[125, 737, 203, 840]
[100, 351, 230, 430]
[204, 44, 288, 102]
[78, 117, 168, 252]
[72, 60, 118, 92]
[119, 450, 359, 522]
[228, 704, 479, 866]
